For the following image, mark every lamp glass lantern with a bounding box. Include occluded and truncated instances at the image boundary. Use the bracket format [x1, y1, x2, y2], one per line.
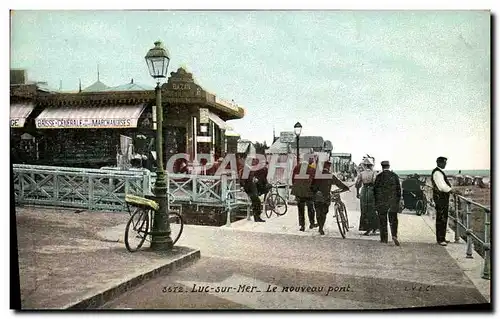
[294, 122, 302, 137]
[145, 41, 171, 80]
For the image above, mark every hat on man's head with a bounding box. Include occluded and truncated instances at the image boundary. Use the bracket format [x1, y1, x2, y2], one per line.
[437, 156, 447, 162]
[381, 160, 390, 166]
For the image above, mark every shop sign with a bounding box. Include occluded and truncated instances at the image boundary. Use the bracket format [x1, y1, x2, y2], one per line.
[10, 118, 24, 128]
[36, 118, 134, 128]
[199, 108, 209, 124]
[166, 82, 202, 98]
[280, 131, 295, 143]
[196, 136, 211, 143]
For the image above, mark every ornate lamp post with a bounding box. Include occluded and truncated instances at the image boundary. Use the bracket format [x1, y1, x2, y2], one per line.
[145, 40, 173, 250]
[294, 122, 302, 166]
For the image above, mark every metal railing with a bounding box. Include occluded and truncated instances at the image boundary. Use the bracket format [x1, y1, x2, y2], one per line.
[421, 183, 490, 280]
[448, 193, 491, 280]
[13, 165, 251, 220]
[166, 171, 251, 226]
[13, 164, 152, 211]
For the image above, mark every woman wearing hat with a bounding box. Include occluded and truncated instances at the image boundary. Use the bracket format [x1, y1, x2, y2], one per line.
[355, 158, 379, 235]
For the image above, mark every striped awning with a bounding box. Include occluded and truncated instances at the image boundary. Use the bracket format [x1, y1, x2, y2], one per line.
[11, 103, 35, 128]
[35, 104, 146, 129]
[208, 112, 232, 130]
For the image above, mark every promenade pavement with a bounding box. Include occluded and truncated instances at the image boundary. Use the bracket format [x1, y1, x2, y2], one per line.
[100, 189, 490, 309]
[14, 207, 199, 309]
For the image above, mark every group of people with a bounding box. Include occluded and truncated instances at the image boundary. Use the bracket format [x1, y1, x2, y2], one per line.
[290, 157, 350, 235]
[237, 155, 351, 233]
[356, 156, 462, 246]
[355, 158, 402, 245]
[191, 151, 460, 247]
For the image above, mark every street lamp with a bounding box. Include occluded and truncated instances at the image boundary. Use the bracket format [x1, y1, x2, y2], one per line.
[145, 40, 173, 251]
[294, 122, 302, 166]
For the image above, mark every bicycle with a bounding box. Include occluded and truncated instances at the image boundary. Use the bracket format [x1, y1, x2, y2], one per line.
[263, 182, 288, 218]
[124, 193, 184, 252]
[330, 188, 350, 239]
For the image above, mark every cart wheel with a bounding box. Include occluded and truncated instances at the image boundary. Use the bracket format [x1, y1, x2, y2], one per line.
[415, 200, 424, 216]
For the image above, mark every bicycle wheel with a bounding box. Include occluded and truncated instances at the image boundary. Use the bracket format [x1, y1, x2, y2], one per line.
[340, 202, 349, 231]
[263, 192, 274, 218]
[421, 194, 428, 215]
[268, 193, 288, 216]
[334, 203, 346, 239]
[168, 212, 184, 245]
[125, 208, 150, 252]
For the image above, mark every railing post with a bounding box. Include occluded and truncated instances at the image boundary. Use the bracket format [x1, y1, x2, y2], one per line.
[165, 173, 170, 198]
[88, 175, 94, 210]
[454, 194, 460, 243]
[124, 176, 130, 196]
[53, 172, 59, 202]
[482, 208, 491, 280]
[221, 173, 228, 204]
[192, 175, 197, 202]
[143, 171, 151, 195]
[222, 174, 231, 227]
[465, 201, 473, 259]
[19, 171, 25, 202]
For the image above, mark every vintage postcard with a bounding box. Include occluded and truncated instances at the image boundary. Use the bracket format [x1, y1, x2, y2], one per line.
[10, 8, 491, 310]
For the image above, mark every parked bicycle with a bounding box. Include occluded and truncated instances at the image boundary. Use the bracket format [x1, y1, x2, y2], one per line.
[124, 193, 184, 252]
[263, 181, 288, 218]
[331, 188, 350, 239]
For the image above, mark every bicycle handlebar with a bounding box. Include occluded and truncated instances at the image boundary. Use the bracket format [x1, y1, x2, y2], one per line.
[331, 188, 350, 195]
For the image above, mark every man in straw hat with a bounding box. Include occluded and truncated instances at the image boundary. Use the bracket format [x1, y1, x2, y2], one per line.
[374, 160, 401, 246]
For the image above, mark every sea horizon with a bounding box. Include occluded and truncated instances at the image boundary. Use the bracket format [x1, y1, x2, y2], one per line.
[393, 169, 490, 177]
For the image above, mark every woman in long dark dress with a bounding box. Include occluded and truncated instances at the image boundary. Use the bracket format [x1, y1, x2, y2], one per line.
[356, 158, 379, 235]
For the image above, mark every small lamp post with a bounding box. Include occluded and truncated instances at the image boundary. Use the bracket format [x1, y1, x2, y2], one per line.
[145, 40, 173, 250]
[293, 122, 302, 166]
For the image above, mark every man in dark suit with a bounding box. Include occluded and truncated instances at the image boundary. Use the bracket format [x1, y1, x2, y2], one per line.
[242, 158, 266, 223]
[291, 161, 316, 231]
[311, 161, 349, 235]
[431, 156, 461, 245]
[374, 161, 402, 246]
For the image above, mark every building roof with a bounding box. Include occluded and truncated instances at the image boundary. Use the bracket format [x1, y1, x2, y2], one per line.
[82, 80, 109, 92]
[34, 82, 59, 93]
[266, 139, 291, 154]
[105, 79, 154, 92]
[290, 136, 324, 149]
[332, 152, 352, 158]
[225, 129, 240, 137]
[237, 140, 251, 153]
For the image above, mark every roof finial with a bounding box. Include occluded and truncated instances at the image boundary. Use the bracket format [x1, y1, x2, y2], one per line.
[79, 79, 82, 93]
[97, 63, 100, 82]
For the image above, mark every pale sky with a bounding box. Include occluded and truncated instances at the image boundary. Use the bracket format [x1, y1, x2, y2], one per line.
[9, 9, 491, 170]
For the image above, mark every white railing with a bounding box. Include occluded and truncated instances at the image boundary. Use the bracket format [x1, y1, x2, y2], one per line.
[12, 164, 252, 225]
[13, 164, 152, 211]
[166, 172, 251, 226]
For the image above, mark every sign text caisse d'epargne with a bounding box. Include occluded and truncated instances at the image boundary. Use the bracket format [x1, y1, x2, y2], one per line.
[36, 118, 133, 128]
